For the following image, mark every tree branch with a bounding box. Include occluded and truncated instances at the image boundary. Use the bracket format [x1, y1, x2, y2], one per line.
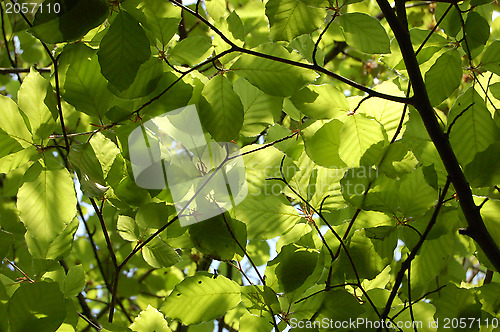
[0, 67, 51, 74]
[167, 0, 410, 105]
[376, 0, 500, 272]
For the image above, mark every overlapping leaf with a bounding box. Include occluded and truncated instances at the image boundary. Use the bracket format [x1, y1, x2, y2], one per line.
[231, 43, 317, 97]
[337, 12, 391, 54]
[199, 75, 244, 141]
[265, 0, 324, 41]
[29, 0, 108, 44]
[161, 274, 241, 324]
[448, 88, 499, 166]
[425, 49, 462, 106]
[17, 160, 77, 258]
[98, 11, 151, 91]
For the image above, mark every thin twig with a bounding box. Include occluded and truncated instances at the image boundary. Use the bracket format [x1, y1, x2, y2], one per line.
[0, 3, 23, 82]
[0, 67, 51, 74]
[167, 0, 410, 105]
[377, 178, 451, 329]
[10, 0, 70, 153]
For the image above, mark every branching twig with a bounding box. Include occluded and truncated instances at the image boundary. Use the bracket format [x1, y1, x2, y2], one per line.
[167, 0, 410, 105]
[10, 0, 70, 153]
[376, 0, 500, 272]
[377, 178, 451, 329]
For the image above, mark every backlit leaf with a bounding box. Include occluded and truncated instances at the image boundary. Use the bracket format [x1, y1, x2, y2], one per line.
[425, 50, 462, 106]
[231, 43, 317, 97]
[337, 12, 391, 54]
[161, 274, 241, 324]
[8, 281, 66, 332]
[199, 75, 244, 141]
[17, 160, 77, 258]
[265, 0, 324, 41]
[98, 11, 151, 91]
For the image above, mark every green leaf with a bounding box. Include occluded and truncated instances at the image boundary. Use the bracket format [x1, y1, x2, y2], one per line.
[410, 233, 454, 285]
[479, 198, 500, 245]
[161, 274, 241, 325]
[265, 0, 324, 41]
[448, 88, 498, 165]
[341, 168, 396, 213]
[490, 82, 500, 100]
[61, 43, 115, 118]
[317, 289, 364, 321]
[424, 49, 462, 106]
[107, 57, 163, 99]
[430, 284, 481, 324]
[355, 82, 408, 139]
[464, 142, 500, 187]
[89, 132, 120, 178]
[69, 142, 106, 184]
[231, 43, 317, 97]
[339, 114, 387, 167]
[227, 11, 246, 41]
[199, 75, 244, 141]
[275, 243, 319, 292]
[130, 305, 172, 332]
[0, 230, 14, 261]
[136, 202, 174, 230]
[234, 194, 301, 239]
[142, 237, 181, 268]
[17, 68, 57, 141]
[0, 146, 38, 174]
[68, 142, 108, 198]
[239, 312, 273, 332]
[135, 0, 180, 47]
[337, 12, 391, 54]
[391, 302, 437, 332]
[397, 167, 437, 217]
[63, 265, 85, 297]
[290, 84, 349, 119]
[29, 0, 108, 44]
[340, 227, 395, 280]
[480, 40, 500, 75]
[234, 78, 283, 137]
[303, 119, 347, 168]
[241, 145, 297, 195]
[117, 215, 140, 242]
[464, 11, 490, 51]
[434, 3, 461, 38]
[205, 0, 226, 22]
[246, 240, 270, 266]
[189, 214, 247, 261]
[8, 281, 66, 332]
[42, 217, 79, 260]
[169, 36, 212, 66]
[378, 142, 419, 178]
[0, 95, 32, 147]
[98, 11, 151, 91]
[17, 161, 77, 259]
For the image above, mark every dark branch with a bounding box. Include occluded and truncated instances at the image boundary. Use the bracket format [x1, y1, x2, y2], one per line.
[376, 0, 500, 272]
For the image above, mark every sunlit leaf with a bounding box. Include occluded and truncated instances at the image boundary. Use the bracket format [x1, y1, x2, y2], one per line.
[231, 43, 317, 97]
[199, 74, 244, 141]
[17, 160, 77, 259]
[337, 12, 391, 54]
[265, 0, 324, 41]
[161, 274, 241, 324]
[425, 49, 462, 106]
